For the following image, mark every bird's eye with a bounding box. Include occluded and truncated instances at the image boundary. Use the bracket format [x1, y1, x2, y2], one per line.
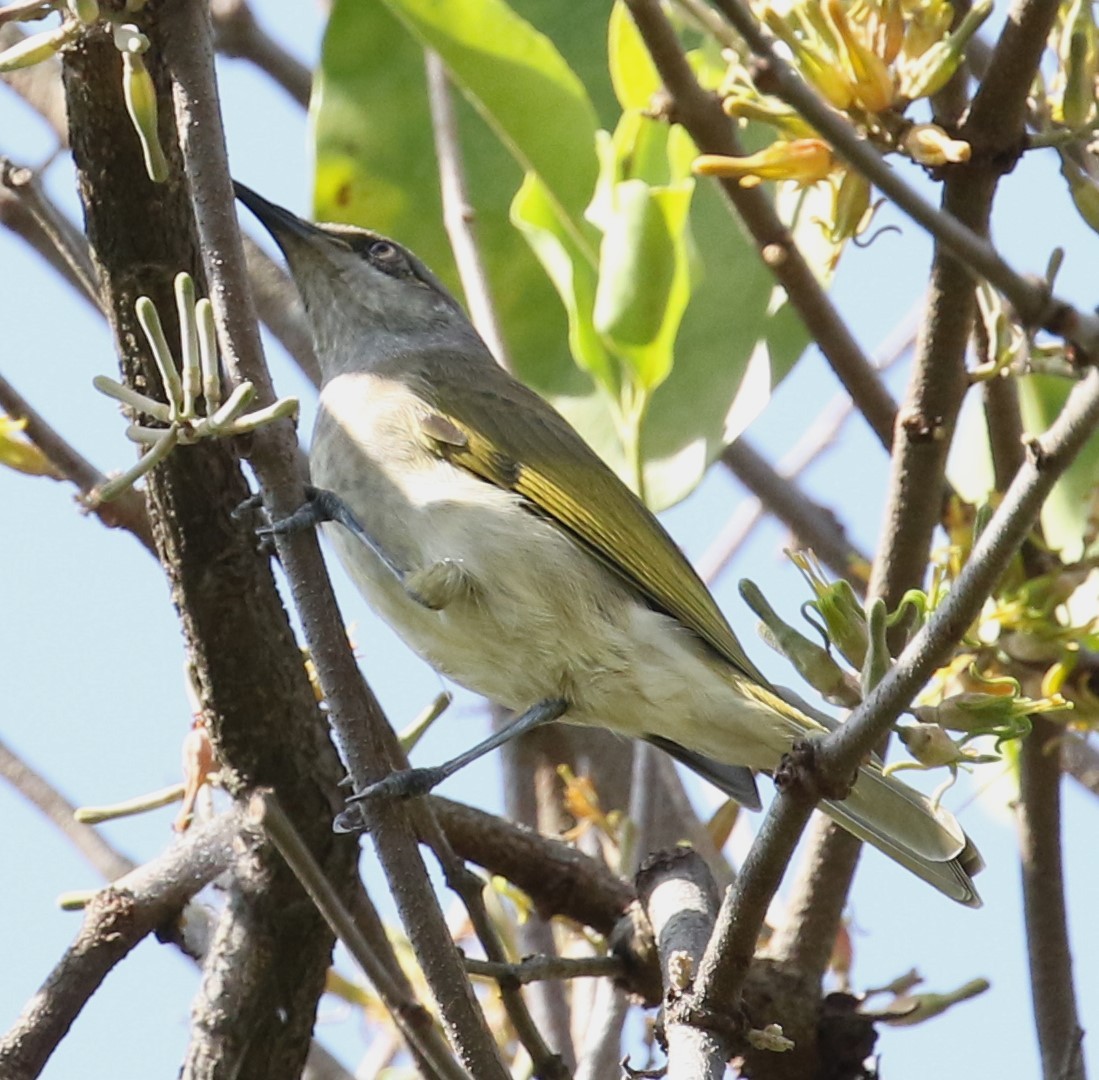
[368, 240, 398, 261]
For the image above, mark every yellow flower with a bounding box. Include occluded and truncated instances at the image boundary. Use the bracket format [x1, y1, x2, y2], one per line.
[826, 0, 897, 112]
[694, 138, 836, 187]
[0, 415, 59, 478]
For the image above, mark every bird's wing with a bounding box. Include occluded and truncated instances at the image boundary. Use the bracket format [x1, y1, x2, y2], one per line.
[415, 368, 769, 686]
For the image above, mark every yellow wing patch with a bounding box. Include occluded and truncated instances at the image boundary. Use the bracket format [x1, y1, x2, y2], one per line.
[420, 407, 767, 685]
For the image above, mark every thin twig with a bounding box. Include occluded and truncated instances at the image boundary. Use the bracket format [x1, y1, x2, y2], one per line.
[1063, 734, 1099, 797]
[720, 438, 867, 581]
[1, 157, 100, 306]
[159, 5, 508, 1075]
[255, 793, 470, 1080]
[209, 0, 311, 108]
[0, 182, 95, 303]
[465, 955, 625, 985]
[0, 372, 155, 551]
[1017, 719, 1086, 1080]
[983, 372, 1027, 489]
[0, 736, 135, 882]
[623, 0, 898, 450]
[705, 0, 1099, 353]
[0, 808, 249, 1080]
[495, 708, 579, 1071]
[415, 801, 573, 1080]
[424, 49, 512, 370]
[427, 796, 635, 937]
[700, 314, 915, 586]
[573, 981, 631, 1080]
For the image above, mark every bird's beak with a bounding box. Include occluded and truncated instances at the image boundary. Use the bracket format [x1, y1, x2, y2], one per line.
[233, 180, 328, 250]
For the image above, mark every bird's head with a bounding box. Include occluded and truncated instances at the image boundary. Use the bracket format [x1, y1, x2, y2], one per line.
[234, 181, 481, 379]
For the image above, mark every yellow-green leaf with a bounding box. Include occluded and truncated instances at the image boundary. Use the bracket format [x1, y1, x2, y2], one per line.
[0, 415, 58, 478]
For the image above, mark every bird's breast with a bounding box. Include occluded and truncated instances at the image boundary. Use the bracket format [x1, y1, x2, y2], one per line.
[310, 372, 639, 707]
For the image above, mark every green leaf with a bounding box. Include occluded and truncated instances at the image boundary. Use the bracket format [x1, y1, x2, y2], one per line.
[593, 177, 694, 391]
[950, 371, 1099, 562]
[511, 172, 616, 393]
[608, 0, 660, 110]
[1018, 373, 1099, 560]
[379, 0, 601, 253]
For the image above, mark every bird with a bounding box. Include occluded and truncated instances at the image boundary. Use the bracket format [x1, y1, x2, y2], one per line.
[234, 181, 983, 906]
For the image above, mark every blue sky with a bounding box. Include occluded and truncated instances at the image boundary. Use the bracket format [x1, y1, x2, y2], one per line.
[1, 4, 1097, 1078]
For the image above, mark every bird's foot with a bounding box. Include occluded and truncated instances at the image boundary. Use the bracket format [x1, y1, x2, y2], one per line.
[332, 766, 449, 834]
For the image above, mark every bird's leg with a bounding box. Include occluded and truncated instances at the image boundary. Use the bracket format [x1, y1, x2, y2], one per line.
[347, 697, 569, 807]
[254, 485, 471, 609]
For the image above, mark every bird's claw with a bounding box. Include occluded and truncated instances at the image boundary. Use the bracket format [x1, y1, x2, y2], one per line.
[350, 766, 448, 804]
[332, 767, 447, 834]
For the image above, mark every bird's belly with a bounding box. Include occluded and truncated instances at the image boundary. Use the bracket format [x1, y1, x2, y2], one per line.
[322, 496, 633, 709]
[324, 511, 788, 774]
[311, 413, 790, 772]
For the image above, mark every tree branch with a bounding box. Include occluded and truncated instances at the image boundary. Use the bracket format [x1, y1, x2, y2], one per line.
[427, 796, 634, 937]
[63, 13, 360, 1079]
[255, 793, 469, 1080]
[424, 49, 511, 370]
[824, 367, 1099, 771]
[158, 4, 507, 1075]
[465, 955, 625, 986]
[209, 0, 311, 109]
[720, 438, 867, 581]
[1017, 718, 1086, 1080]
[0, 157, 99, 305]
[690, 365, 1099, 1031]
[0, 372, 155, 552]
[700, 313, 915, 586]
[0, 808, 248, 1080]
[637, 848, 726, 1079]
[0, 735, 134, 882]
[414, 804, 572, 1079]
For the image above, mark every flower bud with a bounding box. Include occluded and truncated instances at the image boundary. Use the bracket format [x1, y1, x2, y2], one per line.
[789, 551, 869, 668]
[901, 123, 971, 165]
[695, 139, 835, 187]
[861, 597, 890, 693]
[761, 7, 856, 109]
[740, 580, 862, 706]
[832, 168, 872, 240]
[896, 722, 964, 767]
[1061, 12, 1098, 129]
[121, 49, 169, 183]
[0, 23, 79, 73]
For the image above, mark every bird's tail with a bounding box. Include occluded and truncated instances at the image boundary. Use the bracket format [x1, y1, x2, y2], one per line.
[821, 764, 984, 906]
